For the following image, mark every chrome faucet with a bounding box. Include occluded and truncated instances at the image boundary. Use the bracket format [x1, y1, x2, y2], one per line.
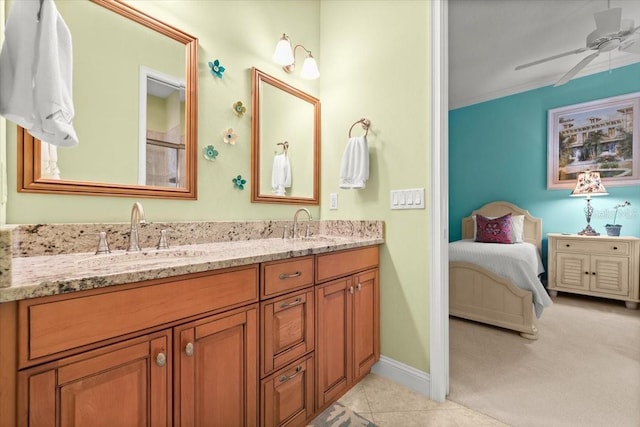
[292, 208, 312, 238]
[127, 202, 147, 252]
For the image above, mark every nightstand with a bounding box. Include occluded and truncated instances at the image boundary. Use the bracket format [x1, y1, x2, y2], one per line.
[547, 233, 640, 309]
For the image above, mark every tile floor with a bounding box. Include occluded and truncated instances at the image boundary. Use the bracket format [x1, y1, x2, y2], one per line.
[338, 373, 508, 427]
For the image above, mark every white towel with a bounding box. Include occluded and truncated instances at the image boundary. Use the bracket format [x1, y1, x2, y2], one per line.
[271, 153, 291, 196]
[339, 135, 369, 189]
[0, 0, 78, 147]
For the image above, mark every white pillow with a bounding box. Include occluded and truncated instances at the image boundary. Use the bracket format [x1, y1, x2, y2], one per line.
[472, 214, 525, 243]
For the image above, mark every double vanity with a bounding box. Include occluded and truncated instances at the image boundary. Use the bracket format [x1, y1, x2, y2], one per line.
[0, 217, 383, 427]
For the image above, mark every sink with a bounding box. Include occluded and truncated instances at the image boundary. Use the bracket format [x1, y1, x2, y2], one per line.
[76, 248, 209, 269]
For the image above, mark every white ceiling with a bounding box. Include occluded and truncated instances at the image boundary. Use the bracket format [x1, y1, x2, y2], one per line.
[448, 0, 640, 109]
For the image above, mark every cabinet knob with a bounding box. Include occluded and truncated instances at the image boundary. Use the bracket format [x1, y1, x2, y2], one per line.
[613, 246, 618, 250]
[357, 283, 362, 291]
[185, 342, 194, 357]
[349, 286, 354, 295]
[279, 271, 302, 280]
[565, 244, 571, 247]
[592, 272, 596, 276]
[155, 352, 167, 367]
[585, 271, 589, 275]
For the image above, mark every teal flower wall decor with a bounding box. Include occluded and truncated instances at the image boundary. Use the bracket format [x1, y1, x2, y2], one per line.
[208, 59, 225, 78]
[233, 101, 246, 117]
[232, 175, 246, 190]
[203, 145, 218, 161]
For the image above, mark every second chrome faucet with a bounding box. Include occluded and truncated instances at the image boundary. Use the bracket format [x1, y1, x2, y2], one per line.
[292, 208, 312, 239]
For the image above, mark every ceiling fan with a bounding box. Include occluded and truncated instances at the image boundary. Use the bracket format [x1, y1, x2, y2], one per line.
[515, 6, 640, 86]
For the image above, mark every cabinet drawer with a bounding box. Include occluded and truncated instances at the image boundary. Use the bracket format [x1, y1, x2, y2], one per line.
[261, 288, 314, 377]
[555, 239, 630, 256]
[261, 354, 314, 427]
[261, 256, 314, 298]
[20, 266, 259, 364]
[315, 246, 379, 283]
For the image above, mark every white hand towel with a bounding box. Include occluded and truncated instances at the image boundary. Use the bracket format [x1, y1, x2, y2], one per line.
[339, 135, 369, 189]
[0, 0, 78, 147]
[271, 153, 291, 196]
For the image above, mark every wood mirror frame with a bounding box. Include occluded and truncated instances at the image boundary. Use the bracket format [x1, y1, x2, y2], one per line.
[18, 0, 198, 199]
[251, 68, 320, 205]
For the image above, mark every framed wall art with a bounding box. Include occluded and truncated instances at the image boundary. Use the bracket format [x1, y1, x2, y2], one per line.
[547, 92, 640, 189]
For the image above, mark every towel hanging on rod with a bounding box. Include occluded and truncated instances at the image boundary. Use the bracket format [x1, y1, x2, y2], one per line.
[348, 118, 371, 137]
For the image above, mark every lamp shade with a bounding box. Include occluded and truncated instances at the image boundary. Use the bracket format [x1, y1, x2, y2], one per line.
[570, 171, 608, 198]
[272, 34, 294, 66]
[300, 54, 320, 79]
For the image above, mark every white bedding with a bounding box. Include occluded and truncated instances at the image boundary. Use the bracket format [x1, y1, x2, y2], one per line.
[449, 239, 553, 318]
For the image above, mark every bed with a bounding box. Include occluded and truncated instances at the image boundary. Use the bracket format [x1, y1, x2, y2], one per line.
[449, 201, 552, 339]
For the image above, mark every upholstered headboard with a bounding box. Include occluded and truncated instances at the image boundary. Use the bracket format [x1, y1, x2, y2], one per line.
[461, 201, 542, 252]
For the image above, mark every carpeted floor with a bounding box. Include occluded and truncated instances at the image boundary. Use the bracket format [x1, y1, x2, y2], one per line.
[307, 402, 377, 427]
[448, 294, 640, 427]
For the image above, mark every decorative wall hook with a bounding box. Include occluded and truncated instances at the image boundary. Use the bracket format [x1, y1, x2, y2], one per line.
[233, 101, 246, 117]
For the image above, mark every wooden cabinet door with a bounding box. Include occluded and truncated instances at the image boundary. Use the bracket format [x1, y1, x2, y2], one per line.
[261, 288, 314, 377]
[590, 256, 629, 296]
[556, 252, 590, 291]
[175, 304, 258, 427]
[315, 277, 352, 409]
[19, 332, 171, 427]
[261, 355, 314, 427]
[352, 269, 379, 381]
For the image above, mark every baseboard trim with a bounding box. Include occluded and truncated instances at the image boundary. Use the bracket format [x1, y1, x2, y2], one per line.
[371, 355, 431, 398]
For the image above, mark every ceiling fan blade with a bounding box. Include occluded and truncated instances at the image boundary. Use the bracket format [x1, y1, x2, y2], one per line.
[515, 47, 587, 70]
[554, 51, 600, 86]
[620, 34, 640, 54]
[594, 7, 622, 35]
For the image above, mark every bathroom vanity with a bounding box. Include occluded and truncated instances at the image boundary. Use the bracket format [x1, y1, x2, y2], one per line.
[0, 220, 382, 427]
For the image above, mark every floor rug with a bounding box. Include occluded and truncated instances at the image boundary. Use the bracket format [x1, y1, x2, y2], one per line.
[307, 402, 377, 427]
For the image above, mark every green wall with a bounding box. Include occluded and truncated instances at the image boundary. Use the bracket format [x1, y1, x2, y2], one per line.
[2, 0, 434, 376]
[320, 1, 431, 372]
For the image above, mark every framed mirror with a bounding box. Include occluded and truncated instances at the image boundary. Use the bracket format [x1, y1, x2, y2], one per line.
[18, 0, 198, 199]
[251, 68, 320, 204]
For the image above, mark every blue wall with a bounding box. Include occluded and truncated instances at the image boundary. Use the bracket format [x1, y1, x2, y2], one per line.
[449, 63, 640, 263]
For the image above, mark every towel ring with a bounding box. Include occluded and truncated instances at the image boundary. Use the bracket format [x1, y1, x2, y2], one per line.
[349, 118, 371, 138]
[275, 141, 289, 155]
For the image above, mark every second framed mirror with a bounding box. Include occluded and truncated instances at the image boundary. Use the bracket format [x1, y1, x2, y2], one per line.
[251, 68, 320, 205]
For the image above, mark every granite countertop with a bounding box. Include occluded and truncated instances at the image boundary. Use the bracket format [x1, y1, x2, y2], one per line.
[0, 220, 384, 303]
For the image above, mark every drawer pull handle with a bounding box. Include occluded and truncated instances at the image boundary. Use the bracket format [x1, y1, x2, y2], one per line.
[279, 365, 303, 383]
[279, 271, 302, 280]
[185, 342, 194, 357]
[280, 297, 302, 308]
[155, 352, 167, 367]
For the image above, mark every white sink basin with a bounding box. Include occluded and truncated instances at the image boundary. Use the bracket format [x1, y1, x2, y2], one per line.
[77, 248, 209, 269]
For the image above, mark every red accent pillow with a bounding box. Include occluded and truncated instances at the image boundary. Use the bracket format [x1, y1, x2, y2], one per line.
[475, 213, 512, 244]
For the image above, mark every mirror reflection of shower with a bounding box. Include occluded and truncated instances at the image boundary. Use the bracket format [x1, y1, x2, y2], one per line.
[139, 67, 186, 187]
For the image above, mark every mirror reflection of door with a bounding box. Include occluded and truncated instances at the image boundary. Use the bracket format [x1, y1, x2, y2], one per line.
[139, 68, 186, 187]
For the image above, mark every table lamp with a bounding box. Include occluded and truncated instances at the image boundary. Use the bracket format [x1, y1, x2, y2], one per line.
[570, 170, 608, 236]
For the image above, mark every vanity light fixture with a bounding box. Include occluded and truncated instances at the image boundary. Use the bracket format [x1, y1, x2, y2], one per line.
[570, 170, 608, 236]
[272, 33, 320, 80]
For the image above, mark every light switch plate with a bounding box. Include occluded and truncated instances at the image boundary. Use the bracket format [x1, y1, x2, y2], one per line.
[329, 193, 338, 210]
[390, 188, 425, 210]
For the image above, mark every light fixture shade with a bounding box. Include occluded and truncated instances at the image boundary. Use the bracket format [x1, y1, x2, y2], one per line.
[300, 55, 320, 79]
[570, 170, 609, 197]
[272, 34, 294, 66]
